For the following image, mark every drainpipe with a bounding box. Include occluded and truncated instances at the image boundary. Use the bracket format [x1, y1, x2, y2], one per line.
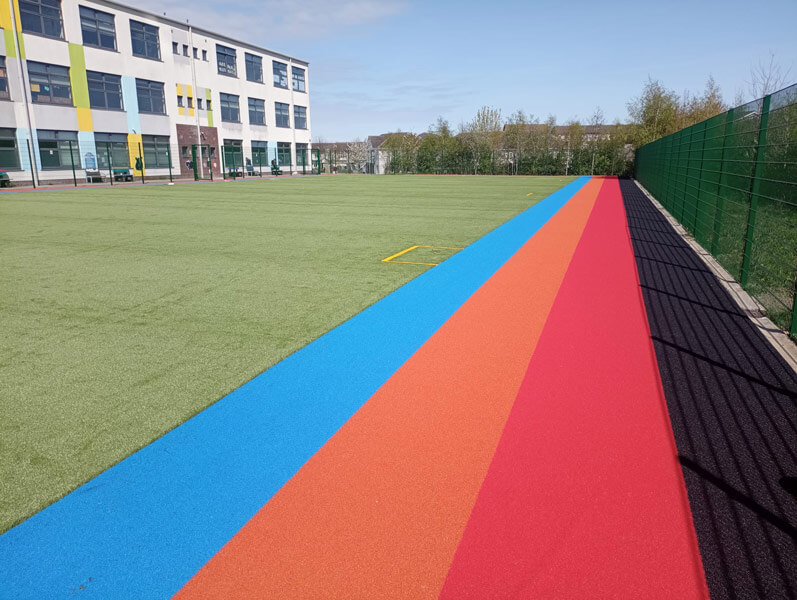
[9, 0, 38, 185]
[289, 58, 296, 174]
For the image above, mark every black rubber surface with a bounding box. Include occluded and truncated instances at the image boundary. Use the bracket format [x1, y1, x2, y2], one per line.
[620, 178, 797, 600]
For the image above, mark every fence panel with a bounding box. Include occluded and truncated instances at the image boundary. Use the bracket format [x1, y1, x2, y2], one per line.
[636, 83, 797, 338]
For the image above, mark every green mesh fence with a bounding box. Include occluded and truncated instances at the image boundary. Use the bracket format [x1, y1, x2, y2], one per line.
[635, 83, 797, 338]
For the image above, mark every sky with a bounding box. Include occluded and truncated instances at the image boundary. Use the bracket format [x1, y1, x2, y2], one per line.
[138, 0, 797, 141]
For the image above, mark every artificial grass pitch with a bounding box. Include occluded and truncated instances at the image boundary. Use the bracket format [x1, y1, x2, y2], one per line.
[0, 174, 573, 533]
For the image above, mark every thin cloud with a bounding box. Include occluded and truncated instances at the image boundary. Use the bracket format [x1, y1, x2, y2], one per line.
[137, 0, 406, 44]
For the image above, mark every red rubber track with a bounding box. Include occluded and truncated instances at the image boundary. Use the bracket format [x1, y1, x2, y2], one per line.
[439, 178, 709, 599]
[173, 180, 604, 599]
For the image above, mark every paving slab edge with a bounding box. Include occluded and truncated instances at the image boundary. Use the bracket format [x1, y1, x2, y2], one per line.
[632, 179, 797, 373]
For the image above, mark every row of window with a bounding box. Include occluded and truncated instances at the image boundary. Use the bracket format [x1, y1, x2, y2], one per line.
[18, 61, 308, 127]
[216, 46, 305, 92]
[19, 1, 307, 90]
[0, 127, 169, 169]
[217, 94, 307, 128]
[0, 128, 307, 171]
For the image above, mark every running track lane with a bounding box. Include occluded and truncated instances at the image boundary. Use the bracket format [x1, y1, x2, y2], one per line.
[173, 179, 604, 599]
[0, 178, 590, 599]
[439, 177, 709, 599]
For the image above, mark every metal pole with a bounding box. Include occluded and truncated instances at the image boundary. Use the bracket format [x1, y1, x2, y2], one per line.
[106, 142, 113, 185]
[69, 140, 77, 187]
[740, 94, 771, 288]
[188, 21, 203, 180]
[221, 145, 227, 179]
[26, 139, 36, 188]
[138, 142, 145, 184]
[167, 145, 173, 182]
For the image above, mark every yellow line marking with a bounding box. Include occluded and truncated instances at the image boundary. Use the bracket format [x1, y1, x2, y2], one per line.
[526, 192, 534, 196]
[381, 244, 465, 266]
[381, 245, 420, 263]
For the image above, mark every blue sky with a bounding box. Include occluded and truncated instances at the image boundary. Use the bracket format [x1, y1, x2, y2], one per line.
[142, 0, 797, 140]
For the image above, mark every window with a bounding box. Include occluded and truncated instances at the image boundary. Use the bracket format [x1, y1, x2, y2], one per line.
[87, 71, 123, 110]
[245, 53, 262, 83]
[172, 41, 178, 54]
[248, 98, 265, 125]
[294, 105, 307, 129]
[187, 96, 193, 109]
[95, 132, 128, 168]
[276, 141, 291, 166]
[0, 57, 9, 100]
[296, 143, 308, 166]
[182, 44, 188, 57]
[28, 62, 71, 105]
[177, 94, 183, 107]
[275, 102, 290, 127]
[80, 6, 116, 50]
[20, 0, 63, 38]
[193, 47, 198, 59]
[206, 99, 212, 110]
[273, 61, 288, 88]
[202, 49, 207, 61]
[219, 93, 239, 122]
[130, 20, 160, 60]
[142, 135, 170, 168]
[252, 140, 267, 166]
[0, 129, 20, 169]
[292, 67, 306, 92]
[197, 98, 203, 110]
[37, 130, 77, 169]
[135, 79, 165, 114]
[222, 139, 242, 168]
[216, 44, 237, 77]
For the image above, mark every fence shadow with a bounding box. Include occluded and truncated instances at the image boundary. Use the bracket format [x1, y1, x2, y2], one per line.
[620, 178, 797, 600]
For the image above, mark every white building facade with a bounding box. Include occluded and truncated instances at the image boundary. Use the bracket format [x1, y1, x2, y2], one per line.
[0, 0, 311, 183]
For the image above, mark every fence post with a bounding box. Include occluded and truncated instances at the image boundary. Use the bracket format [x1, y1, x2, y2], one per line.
[106, 142, 113, 185]
[711, 108, 735, 255]
[791, 279, 797, 339]
[167, 145, 173, 182]
[221, 145, 227, 180]
[740, 94, 771, 288]
[138, 143, 145, 184]
[692, 121, 707, 239]
[68, 140, 77, 187]
[26, 139, 36, 188]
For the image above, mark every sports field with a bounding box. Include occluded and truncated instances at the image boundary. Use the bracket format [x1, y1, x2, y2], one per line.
[0, 174, 574, 533]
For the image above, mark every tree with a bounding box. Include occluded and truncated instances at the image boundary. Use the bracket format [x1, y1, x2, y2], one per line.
[748, 52, 790, 100]
[627, 78, 680, 147]
[346, 139, 368, 173]
[461, 106, 502, 174]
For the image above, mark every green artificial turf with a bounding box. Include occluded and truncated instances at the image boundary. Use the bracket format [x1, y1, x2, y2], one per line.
[0, 174, 574, 533]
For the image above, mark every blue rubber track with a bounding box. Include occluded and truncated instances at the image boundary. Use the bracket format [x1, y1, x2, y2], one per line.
[0, 177, 589, 599]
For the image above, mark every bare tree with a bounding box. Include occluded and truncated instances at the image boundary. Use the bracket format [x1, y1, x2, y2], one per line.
[748, 52, 791, 100]
[588, 107, 604, 175]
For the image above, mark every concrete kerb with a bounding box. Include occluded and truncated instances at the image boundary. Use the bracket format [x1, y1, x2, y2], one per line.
[633, 179, 797, 373]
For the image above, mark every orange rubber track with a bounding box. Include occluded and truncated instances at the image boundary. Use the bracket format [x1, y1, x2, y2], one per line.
[174, 178, 605, 599]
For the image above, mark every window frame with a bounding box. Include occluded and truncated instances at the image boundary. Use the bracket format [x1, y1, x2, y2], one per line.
[272, 61, 288, 89]
[0, 57, 9, 101]
[142, 135, 171, 168]
[19, 0, 63, 39]
[276, 141, 291, 166]
[86, 70, 123, 111]
[36, 129, 78, 170]
[135, 78, 166, 114]
[291, 66, 306, 92]
[0, 128, 20, 170]
[245, 53, 263, 83]
[219, 92, 240, 123]
[95, 132, 129, 169]
[248, 97, 265, 125]
[130, 19, 161, 61]
[274, 101, 290, 128]
[216, 44, 237, 78]
[294, 105, 307, 130]
[27, 61, 72, 105]
[79, 5, 116, 50]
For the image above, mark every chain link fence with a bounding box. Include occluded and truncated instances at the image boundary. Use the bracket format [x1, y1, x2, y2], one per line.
[635, 83, 797, 338]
